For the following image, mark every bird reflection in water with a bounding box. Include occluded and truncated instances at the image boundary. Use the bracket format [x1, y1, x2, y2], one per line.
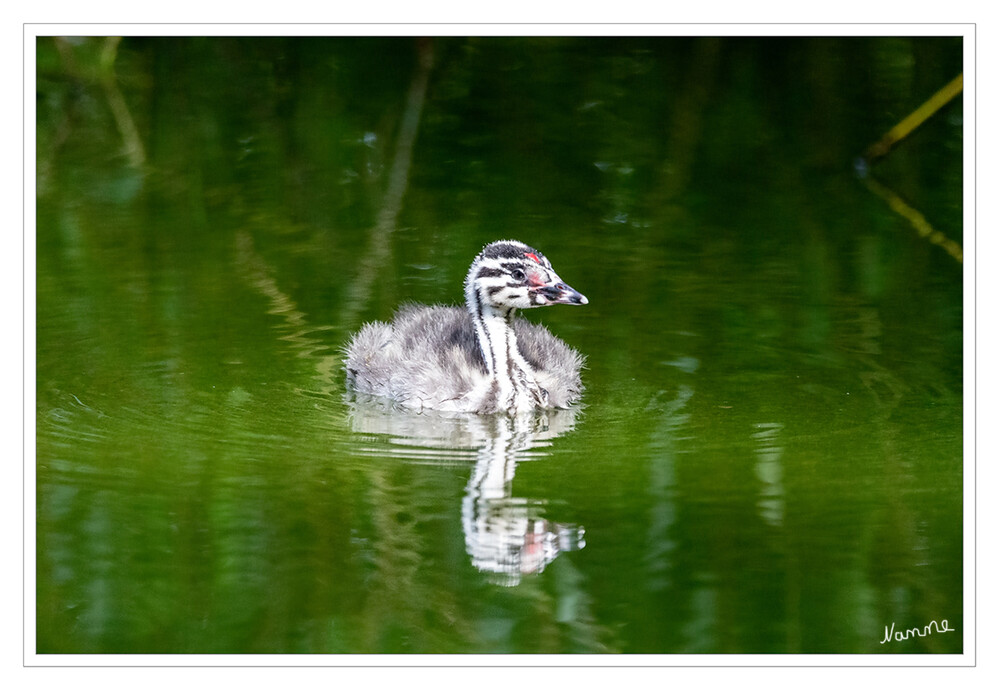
[345, 395, 585, 586]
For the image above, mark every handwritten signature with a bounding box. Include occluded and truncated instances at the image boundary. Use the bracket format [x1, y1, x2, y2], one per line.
[880, 619, 955, 644]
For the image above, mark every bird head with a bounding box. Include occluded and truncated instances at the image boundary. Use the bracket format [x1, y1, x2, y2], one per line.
[465, 240, 588, 315]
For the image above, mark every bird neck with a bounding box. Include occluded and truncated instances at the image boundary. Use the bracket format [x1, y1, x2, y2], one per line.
[468, 298, 544, 411]
[474, 304, 519, 377]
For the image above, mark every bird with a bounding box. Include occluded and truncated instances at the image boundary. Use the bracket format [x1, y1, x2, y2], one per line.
[344, 240, 588, 414]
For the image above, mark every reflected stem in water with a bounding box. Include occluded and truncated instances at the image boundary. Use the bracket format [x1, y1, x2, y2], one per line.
[342, 38, 436, 326]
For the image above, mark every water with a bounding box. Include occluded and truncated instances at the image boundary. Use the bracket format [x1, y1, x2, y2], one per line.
[34, 36, 964, 655]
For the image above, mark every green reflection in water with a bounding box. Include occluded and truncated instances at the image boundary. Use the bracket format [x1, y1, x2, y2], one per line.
[36, 35, 963, 654]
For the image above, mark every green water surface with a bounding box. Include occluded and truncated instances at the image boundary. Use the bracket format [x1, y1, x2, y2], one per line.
[35, 36, 964, 654]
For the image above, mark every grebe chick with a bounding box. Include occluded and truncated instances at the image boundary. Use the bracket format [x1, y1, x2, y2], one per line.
[344, 240, 587, 414]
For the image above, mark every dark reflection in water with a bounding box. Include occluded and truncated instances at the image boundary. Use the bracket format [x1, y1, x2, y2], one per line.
[347, 397, 585, 586]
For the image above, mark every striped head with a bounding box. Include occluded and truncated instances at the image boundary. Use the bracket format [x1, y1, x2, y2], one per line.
[464, 240, 588, 316]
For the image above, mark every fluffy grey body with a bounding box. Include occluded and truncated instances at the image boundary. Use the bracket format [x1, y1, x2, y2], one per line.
[344, 240, 587, 414]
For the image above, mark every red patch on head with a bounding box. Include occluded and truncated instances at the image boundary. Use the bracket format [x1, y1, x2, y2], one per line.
[524, 252, 542, 264]
[527, 270, 547, 287]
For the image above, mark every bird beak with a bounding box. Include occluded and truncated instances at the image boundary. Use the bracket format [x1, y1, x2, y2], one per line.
[534, 279, 588, 306]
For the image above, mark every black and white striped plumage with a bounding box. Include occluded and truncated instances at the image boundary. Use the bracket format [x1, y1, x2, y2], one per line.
[344, 240, 587, 414]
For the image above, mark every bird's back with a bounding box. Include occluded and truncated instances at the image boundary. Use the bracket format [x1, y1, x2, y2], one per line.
[344, 303, 584, 411]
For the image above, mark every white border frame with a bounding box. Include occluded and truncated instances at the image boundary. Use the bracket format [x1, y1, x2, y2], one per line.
[22, 22, 976, 669]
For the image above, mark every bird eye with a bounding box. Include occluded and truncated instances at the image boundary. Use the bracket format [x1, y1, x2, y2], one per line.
[510, 269, 526, 282]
